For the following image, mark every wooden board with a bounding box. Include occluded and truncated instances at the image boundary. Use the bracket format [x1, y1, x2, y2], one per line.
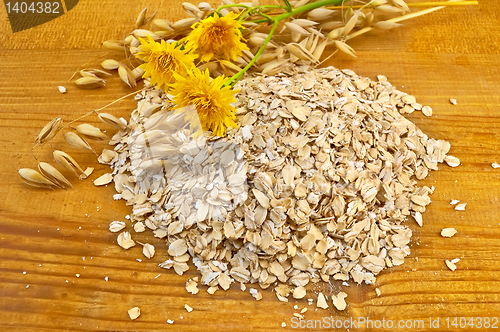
[1, 1, 499, 331]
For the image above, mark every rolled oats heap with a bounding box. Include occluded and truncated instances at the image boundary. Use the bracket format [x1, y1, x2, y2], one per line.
[102, 65, 457, 301]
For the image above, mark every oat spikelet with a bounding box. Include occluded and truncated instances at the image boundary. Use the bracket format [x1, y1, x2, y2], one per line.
[374, 21, 403, 30]
[76, 124, 108, 140]
[342, 10, 360, 36]
[173, 17, 199, 30]
[286, 43, 318, 63]
[136, 7, 148, 28]
[182, 2, 203, 18]
[53, 150, 86, 177]
[307, 8, 335, 21]
[18, 168, 56, 188]
[38, 162, 72, 189]
[334, 40, 357, 57]
[80, 68, 111, 78]
[98, 113, 128, 130]
[75, 76, 105, 89]
[103, 39, 125, 51]
[64, 132, 94, 152]
[376, 4, 405, 13]
[153, 19, 174, 31]
[34, 116, 63, 146]
[101, 59, 122, 70]
[284, 22, 310, 36]
[118, 66, 137, 88]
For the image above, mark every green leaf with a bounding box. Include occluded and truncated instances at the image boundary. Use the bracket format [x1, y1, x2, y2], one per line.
[282, 0, 292, 12]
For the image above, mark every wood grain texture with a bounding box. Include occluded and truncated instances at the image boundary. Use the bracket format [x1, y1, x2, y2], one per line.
[1, 1, 499, 331]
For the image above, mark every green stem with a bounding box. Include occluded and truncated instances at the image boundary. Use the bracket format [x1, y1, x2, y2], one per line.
[238, 8, 252, 22]
[225, 0, 345, 87]
[224, 20, 279, 87]
[282, 0, 293, 12]
[215, 4, 251, 14]
[238, 5, 288, 23]
[275, 0, 345, 21]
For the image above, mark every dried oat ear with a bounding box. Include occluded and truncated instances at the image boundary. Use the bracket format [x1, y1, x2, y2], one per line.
[52, 150, 86, 178]
[38, 162, 72, 189]
[33, 116, 63, 148]
[18, 168, 57, 189]
[64, 132, 95, 154]
[98, 113, 128, 130]
[75, 124, 108, 140]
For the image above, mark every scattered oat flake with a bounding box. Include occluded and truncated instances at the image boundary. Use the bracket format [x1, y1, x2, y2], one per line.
[422, 105, 433, 117]
[186, 279, 199, 295]
[184, 304, 193, 312]
[250, 288, 262, 300]
[58, 86, 67, 94]
[444, 155, 460, 167]
[142, 243, 155, 259]
[332, 292, 348, 311]
[104, 276, 108, 281]
[281, 322, 286, 327]
[492, 162, 500, 169]
[449, 98, 457, 105]
[375, 288, 381, 296]
[441, 228, 457, 238]
[451, 258, 461, 264]
[455, 203, 467, 211]
[413, 211, 423, 227]
[117, 231, 135, 249]
[128, 307, 140, 320]
[83, 167, 94, 178]
[300, 308, 307, 314]
[293, 313, 304, 320]
[167, 319, 174, 324]
[109, 221, 126, 233]
[450, 199, 460, 205]
[316, 292, 328, 309]
[134, 221, 146, 233]
[293, 286, 307, 299]
[445, 260, 457, 271]
[93, 173, 113, 186]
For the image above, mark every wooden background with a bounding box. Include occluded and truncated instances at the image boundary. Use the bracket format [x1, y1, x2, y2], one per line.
[1, 0, 499, 331]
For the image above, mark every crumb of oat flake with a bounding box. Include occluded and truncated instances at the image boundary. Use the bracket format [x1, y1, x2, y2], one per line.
[441, 228, 457, 238]
[128, 307, 140, 320]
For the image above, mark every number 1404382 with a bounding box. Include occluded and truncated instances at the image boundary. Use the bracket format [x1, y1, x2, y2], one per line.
[5, 2, 60, 14]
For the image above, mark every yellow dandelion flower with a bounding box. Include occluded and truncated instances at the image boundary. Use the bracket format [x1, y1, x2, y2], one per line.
[136, 35, 197, 90]
[170, 68, 238, 136]
[184, 12, 249, 62]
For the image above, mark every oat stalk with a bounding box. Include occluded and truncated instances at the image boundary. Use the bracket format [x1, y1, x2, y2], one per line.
[225, 0, 345, 87]
[62, 87, 147, 129]
[346, 5, 448, 40]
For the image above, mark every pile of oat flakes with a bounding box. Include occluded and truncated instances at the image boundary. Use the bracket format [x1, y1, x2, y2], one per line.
[101, 65, 459, 303]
